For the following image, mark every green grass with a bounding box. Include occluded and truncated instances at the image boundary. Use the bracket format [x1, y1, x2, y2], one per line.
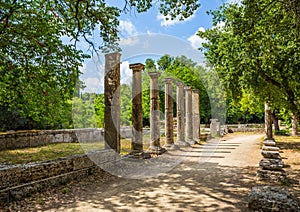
[0, 133, 211, 164]
[0, 142, 104, 165]
[0, 134, 151, 164]
[274, 135, 300, 151]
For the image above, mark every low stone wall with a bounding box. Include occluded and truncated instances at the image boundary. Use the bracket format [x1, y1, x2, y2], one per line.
[225, 124, 264, 133]
[229, 128, 264, 133]
[0, 128, 151, 151]
[0, 128, 103, 150]
[0, 149, 116, 202]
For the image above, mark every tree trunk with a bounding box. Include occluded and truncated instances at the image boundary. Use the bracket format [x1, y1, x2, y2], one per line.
[291, 112, 298, 136]
[264, 102, 273, 139]
[272, 109, 280, 134]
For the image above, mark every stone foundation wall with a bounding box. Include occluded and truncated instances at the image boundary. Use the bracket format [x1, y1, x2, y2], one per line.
[229, 128, 264, 133]
[0, 128, 151, 150]
[226, 124, 264, 133]
[0, 149, 116, 202]
[0, 128, 104, 150]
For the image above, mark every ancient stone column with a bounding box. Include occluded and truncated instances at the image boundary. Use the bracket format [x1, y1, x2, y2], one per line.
[104, 52, 121, 153]
[210, 119, 220, 137]
[175, 82, 190, 147]
[163, 78, 179, 150]
[265, 102, 273, 140]
[192, 89, 200, 141]
[291, 112, 298, 136]
[129, 63, 144, 154]
[148, 72, 166, 154]
[185, 86, 196, 145]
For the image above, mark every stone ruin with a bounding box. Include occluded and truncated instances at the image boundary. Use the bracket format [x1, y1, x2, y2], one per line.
[248, 102, 299, 211]
[248, 186, 299, 211]
[104, 53, 202, 157]
[257, 102, 287, 183]
[257, 139, 287, 183]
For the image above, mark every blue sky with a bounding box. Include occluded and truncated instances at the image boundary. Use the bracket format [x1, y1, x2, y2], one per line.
[116, 0, 226, 47]
[80, 0, 237, 93]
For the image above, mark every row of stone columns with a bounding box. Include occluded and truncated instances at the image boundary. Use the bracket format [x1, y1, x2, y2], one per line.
[104, 53, 200, 155]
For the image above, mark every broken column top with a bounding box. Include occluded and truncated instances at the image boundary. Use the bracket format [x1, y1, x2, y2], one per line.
[192, 89, 199, 93]
[184, 86, 192, 90]
[129, 63, 145, 71]
[148, 72, 161, 78]
[164, 78, 173, 83]
[177, 81, 184, 87]
[105, 52, 121, 58]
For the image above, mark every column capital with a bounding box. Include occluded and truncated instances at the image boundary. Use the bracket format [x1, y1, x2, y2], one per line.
[192, 89, 199, 93]
[129, 63, 145, 72]
[148, 72, 161, 79]
[164, 78, 173, 84]
[184, 86, 192, 91]
[177, 81, 184, 87]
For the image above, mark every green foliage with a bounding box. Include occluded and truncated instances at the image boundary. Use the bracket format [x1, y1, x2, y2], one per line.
[0, 0, 200, 131]
[199, 0, 300, 120]
[120, 84, 132, 126]
[72, 93, 98, 128]
[94, 94, 105, 128]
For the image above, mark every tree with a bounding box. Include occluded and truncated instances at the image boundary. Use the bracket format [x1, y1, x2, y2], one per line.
[157, 55, 213, 123]
[199, 0, 300, 132]
[0, 0, 200, 130]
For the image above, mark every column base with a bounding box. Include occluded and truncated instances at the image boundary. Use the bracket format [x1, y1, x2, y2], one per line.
[186, 139, 198, 145]
[264, 137, 275, 141]
[163, 143, 180, 150]
[175, 140, 190, 147]
[147, 146, 167, 155]
[128, 151, 151, 159]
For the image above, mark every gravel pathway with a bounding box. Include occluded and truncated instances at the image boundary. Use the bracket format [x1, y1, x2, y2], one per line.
[3, 134, 264, 211]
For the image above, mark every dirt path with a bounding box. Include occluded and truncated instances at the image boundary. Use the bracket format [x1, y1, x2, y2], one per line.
[6, 133, 264, 211]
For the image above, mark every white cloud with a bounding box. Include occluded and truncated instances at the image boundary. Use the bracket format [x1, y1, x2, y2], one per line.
[226, 0, 242, 4]
[119, 37, 140, 46]
[157, 13, 196, 27]
[119, 20, 137, 36]
[213, 21, 225, 29]
[188, 27, 207, 49]
[83, 77, 102, 93]
[79, 63, 87, 74]
[120, 61, 132, 84]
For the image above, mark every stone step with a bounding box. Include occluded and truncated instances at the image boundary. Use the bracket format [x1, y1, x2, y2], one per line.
[0, 166, 109, 203]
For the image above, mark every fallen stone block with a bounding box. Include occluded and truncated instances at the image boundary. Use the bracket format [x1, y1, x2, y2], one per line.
[259, 158, 284, 171]
[262, 150, 281, 159]
[248, 186, 299, 211]
[263, 140, 276, 146]
[257, 168, 287, 183]
[262, 145, 280, 151]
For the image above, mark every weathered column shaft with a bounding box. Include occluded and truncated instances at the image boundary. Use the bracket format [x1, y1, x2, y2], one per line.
[104, 52, 121, 153]
[192, 89, 200, 141]
[149, 72, 162, 149]
[265, 102, 273, 139]
[164, 78, 179, 150]
[210, 118, 220, 137]
[291, 112, 298, 136]
[130, 63, 144, 153]
[175, 82, 189, 147]
[185, 86, 195, 144]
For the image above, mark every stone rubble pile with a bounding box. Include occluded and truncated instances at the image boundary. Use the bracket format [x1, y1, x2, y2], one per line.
[257, 139, 287, 183]
[248, 186, 300, 211]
